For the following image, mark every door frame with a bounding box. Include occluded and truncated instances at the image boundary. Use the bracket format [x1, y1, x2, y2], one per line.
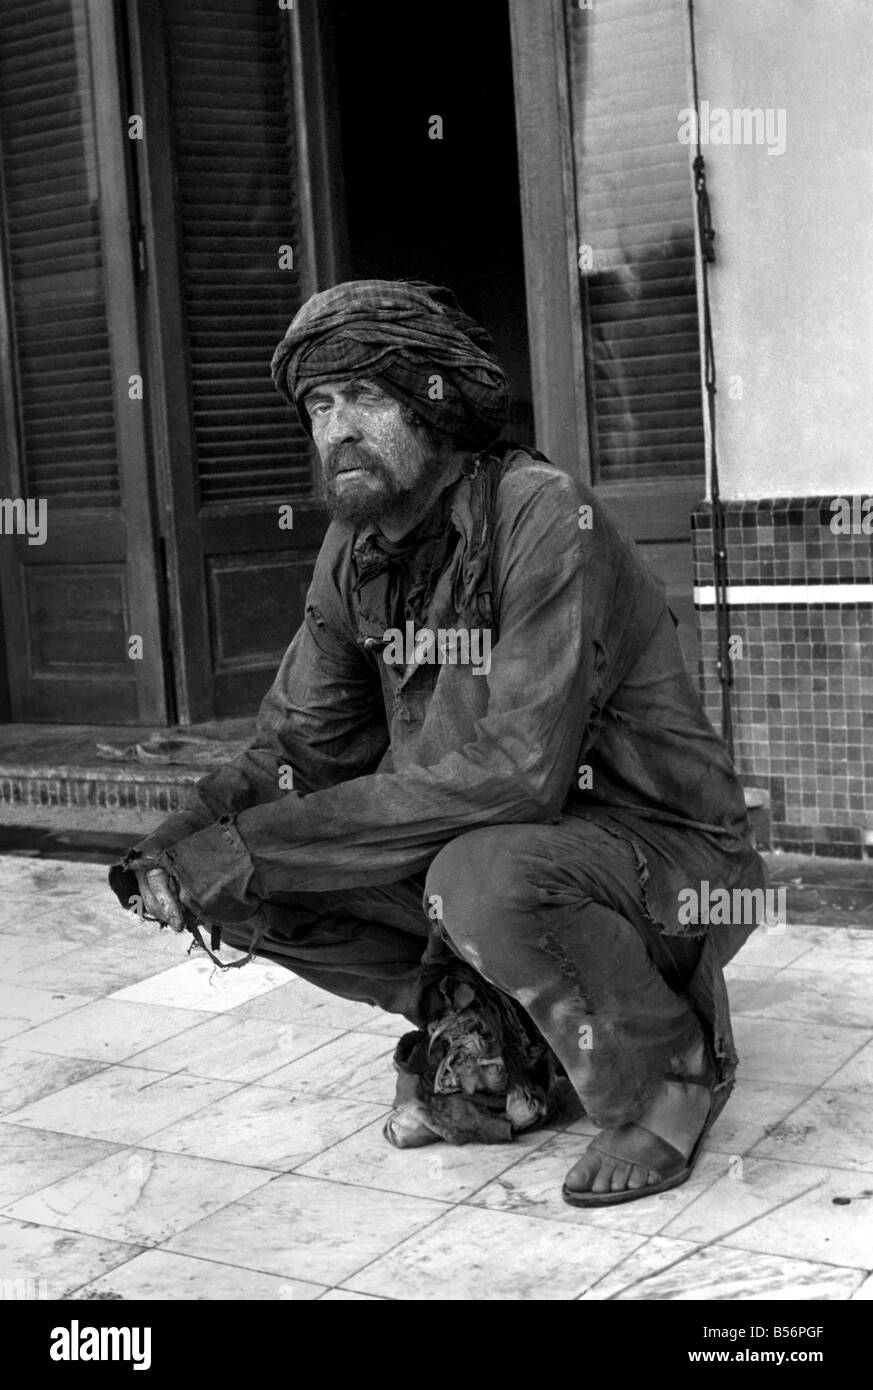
[508, 0, 590, 484]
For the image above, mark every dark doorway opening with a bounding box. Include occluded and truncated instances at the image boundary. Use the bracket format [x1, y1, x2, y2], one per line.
[328, 0, 533, 442]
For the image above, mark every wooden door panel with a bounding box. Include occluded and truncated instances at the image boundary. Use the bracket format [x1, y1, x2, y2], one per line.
[26, 566, 129, 670]
[596, 480, 703, 544]
[636, 540, 697, 676]
[199, 499, 327, 714]
[207, 550, 320, 716]
[599, 485, 699, 676]
[599, 478, 701, 670]
[16, 552, 139, 723]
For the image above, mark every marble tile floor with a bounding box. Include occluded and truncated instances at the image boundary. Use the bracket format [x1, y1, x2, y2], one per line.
[0, 853, 871, 1302]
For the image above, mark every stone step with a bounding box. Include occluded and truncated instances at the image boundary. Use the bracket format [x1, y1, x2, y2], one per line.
[0, 720, 251, 816]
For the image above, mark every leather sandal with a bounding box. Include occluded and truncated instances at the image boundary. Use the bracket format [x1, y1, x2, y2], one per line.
[561, 1048, 728, 1209]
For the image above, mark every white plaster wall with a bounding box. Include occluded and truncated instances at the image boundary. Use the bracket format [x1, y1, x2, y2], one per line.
[692, 0, 873, 499]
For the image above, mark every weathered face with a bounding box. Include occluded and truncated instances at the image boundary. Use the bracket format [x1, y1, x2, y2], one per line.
[304, 377, 439, 527]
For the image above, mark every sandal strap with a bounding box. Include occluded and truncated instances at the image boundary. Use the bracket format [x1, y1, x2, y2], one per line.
[666, 1040, 718, 1090]
[587, 1123, 686, 1182]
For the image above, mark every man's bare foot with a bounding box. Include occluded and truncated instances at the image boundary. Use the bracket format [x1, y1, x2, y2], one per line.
[563, 1035, 713, 1200]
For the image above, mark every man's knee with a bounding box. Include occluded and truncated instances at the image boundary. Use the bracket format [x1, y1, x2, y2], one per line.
[425, 825, 541, 952]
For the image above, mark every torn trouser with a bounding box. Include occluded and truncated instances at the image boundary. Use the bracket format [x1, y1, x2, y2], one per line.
[424, 815, 760, 1128]
[210, 812, 763, 1131]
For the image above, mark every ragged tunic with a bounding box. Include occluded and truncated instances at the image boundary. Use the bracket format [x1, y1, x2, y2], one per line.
[115, 442, 763, 951]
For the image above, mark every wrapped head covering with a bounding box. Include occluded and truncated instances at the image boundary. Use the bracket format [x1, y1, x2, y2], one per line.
[270, 279, 509, 450]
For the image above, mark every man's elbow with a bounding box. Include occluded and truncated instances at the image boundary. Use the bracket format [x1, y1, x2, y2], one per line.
[459, 748, 568, 823]
[512, 769, 568, 823]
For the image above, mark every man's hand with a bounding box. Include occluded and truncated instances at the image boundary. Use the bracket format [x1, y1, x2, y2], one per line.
[134, 865, 186, 932]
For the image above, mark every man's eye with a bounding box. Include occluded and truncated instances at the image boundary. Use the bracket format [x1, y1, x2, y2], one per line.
[309, 401, 330, 416]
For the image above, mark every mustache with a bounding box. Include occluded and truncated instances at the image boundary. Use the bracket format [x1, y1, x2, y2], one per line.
[325, 442, 386, 479]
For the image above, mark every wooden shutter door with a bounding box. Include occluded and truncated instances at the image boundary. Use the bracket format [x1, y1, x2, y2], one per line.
[511, 0, 705, 673]
[569, 0, 703, 666]
[131, 0, 345, 723]
[0, 0, 169, 723]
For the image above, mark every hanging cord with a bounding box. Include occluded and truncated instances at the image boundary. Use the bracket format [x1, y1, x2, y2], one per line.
[688, 0, 734, 759]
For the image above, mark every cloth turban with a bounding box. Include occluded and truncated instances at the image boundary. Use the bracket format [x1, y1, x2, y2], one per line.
[270, 279, 510, 451]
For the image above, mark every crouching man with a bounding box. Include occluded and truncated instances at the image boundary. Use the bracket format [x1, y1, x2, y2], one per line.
[110, 279, 766, 1207]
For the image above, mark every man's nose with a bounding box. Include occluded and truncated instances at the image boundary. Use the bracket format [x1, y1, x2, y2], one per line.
[321, 401, 362, 447]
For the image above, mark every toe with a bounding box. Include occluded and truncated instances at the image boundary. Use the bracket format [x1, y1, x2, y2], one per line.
[564, 1154, 600, 1193]
[627, 1163, 652, 1190]
[609, 1160, 634, 1192]
[566, 1131, 673, 1199]
[591, 1159, 615, 1194]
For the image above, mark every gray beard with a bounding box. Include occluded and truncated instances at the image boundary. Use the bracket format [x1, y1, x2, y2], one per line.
[321, 469, 419, 528]
[319, 441, 421, 527]
[324, 475, 417, 527]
